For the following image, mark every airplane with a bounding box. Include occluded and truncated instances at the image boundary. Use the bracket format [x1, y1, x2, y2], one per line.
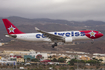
[2, 19, 103, 48]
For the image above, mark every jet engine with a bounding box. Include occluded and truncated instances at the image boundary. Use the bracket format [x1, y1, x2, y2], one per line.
[64, 37, 72, 43]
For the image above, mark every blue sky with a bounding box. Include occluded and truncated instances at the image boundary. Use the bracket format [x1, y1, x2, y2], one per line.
[0, 0, 105, 21]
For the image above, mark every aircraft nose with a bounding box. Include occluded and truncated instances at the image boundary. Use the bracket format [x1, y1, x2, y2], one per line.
[99, 33, 103, 37]
[100, 33, 104, 37]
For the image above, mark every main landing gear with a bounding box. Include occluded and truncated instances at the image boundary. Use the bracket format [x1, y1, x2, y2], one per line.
[52, 42, 57, 48]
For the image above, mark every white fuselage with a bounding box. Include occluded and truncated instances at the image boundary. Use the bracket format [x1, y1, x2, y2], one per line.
[15, 31, 90, 42]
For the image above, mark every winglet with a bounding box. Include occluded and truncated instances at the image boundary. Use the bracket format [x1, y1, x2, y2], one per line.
[35, 27, 40, 31]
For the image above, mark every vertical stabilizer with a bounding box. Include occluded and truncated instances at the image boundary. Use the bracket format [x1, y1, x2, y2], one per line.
[2, 19, 24, 34]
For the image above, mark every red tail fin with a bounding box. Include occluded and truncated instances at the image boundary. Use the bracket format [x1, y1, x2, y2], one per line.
[2, 19, 24, 34]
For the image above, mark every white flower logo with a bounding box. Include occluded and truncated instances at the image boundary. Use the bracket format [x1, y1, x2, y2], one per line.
[8, 25, 16, 33]
[89, 31, 96, 37]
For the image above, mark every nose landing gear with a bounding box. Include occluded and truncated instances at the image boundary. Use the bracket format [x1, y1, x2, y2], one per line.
[91, 39, 94, 44]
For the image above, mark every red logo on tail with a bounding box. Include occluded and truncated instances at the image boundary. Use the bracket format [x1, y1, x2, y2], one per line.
[2, 19, 24, 34]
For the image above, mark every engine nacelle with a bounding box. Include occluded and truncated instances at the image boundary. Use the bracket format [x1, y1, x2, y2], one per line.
[64, 37, 72, 43]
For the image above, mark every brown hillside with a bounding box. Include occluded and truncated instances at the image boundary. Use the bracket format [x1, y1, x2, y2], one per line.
[1, 40, 105, 54]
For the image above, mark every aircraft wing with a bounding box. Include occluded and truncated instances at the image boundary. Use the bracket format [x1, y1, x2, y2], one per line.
[35, 27, 64, 42]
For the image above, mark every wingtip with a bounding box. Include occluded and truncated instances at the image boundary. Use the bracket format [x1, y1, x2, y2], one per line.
[35, 27, 40, 31]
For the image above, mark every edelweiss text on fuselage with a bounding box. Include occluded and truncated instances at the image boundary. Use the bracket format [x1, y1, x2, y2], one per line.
[36, 32, 85, 38]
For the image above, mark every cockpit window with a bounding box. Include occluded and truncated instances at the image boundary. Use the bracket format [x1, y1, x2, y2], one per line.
[99, 32, 101, 33]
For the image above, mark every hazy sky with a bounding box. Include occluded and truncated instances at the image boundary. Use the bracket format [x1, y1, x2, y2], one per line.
[0, 0, 105, 21]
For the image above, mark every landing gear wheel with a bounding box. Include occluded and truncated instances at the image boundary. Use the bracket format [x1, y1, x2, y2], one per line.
[52, 45, 55, 48]
[91, 42, 94, 44]
[51, 42, 57, 48]
[54, 42, 57, 46]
